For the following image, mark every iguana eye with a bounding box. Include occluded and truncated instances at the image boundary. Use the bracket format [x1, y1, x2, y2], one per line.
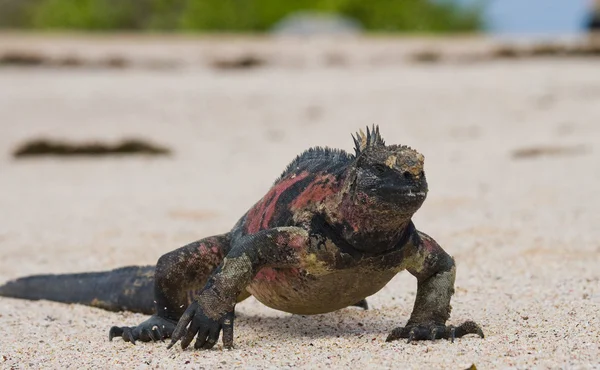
[373, 164, 387, 174]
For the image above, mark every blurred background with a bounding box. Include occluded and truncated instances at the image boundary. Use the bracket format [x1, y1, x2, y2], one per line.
[0, 0, 599, 35]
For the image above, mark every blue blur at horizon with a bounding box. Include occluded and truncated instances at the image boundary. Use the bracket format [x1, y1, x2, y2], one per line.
[468, 0, 592, 37]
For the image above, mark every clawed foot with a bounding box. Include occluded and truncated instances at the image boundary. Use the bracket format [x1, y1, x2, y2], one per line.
[167, 301, 235, 350]
[109, 315, 176, 344]
[386, 320, 484, 343]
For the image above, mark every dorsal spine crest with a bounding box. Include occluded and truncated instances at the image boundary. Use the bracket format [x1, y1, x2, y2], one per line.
[352, 125, 385, 156]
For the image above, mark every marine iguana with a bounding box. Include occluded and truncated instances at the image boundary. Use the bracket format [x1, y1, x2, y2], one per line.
[0, 126, 483, 350]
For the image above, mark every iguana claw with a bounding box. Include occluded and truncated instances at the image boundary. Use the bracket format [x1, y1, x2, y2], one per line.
[109, 315, 176, 344]
[386, 320, 484, 343]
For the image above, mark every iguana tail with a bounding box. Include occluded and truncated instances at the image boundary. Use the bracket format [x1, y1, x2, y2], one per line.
[0, 265, 156, 314]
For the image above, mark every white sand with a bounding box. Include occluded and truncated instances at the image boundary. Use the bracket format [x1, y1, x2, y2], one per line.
[0, 35, 598, 369]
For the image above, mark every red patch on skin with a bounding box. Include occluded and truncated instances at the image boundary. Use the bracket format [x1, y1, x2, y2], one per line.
[275, 234, 286, 246]
[245, 172, 310, 233]
[290, 174, 339, 211]
[289, 234, 306, 249]
[254, 268, 278, 282]
[274, 233, 306, 249]
[341, 192, 374, 232]
[254, 267, 300, 282]
[419, 233, 440, 253]
[196, 238, 224, 262]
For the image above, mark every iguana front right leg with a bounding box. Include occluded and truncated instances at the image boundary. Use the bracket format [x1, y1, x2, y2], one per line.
[168, 227, 309, 350]
[109, 234, 231, 344]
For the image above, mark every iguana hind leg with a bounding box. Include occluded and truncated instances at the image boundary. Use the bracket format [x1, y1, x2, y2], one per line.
[109, 233, 231, 344]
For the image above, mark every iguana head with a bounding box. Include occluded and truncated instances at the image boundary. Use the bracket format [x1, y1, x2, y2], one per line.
[331, 126, 428, 251]
[350, 125, 428, 217]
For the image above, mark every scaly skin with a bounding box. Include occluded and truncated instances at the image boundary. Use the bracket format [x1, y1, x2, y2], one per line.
[0, 125, 483, 349]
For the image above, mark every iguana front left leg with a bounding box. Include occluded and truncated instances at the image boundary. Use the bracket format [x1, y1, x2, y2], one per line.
[168, 226, 308, 350]
[386, 231, 484, 343]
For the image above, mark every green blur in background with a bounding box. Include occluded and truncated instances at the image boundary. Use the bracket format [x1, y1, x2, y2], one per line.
[0, 0, 482, 32]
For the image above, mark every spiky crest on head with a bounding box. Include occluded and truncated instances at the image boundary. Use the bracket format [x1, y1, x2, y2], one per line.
[352, 125, 385, 156]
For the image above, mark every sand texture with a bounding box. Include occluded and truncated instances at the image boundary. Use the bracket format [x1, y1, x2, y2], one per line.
[0, 35, 599, 369]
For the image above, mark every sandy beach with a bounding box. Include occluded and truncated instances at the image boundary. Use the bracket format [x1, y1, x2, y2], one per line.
[0, 35, 598, 369]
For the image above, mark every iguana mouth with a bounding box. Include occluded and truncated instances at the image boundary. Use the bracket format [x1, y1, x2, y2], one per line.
[402, 190, 427, 198]
[377, 184, 427, 201]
